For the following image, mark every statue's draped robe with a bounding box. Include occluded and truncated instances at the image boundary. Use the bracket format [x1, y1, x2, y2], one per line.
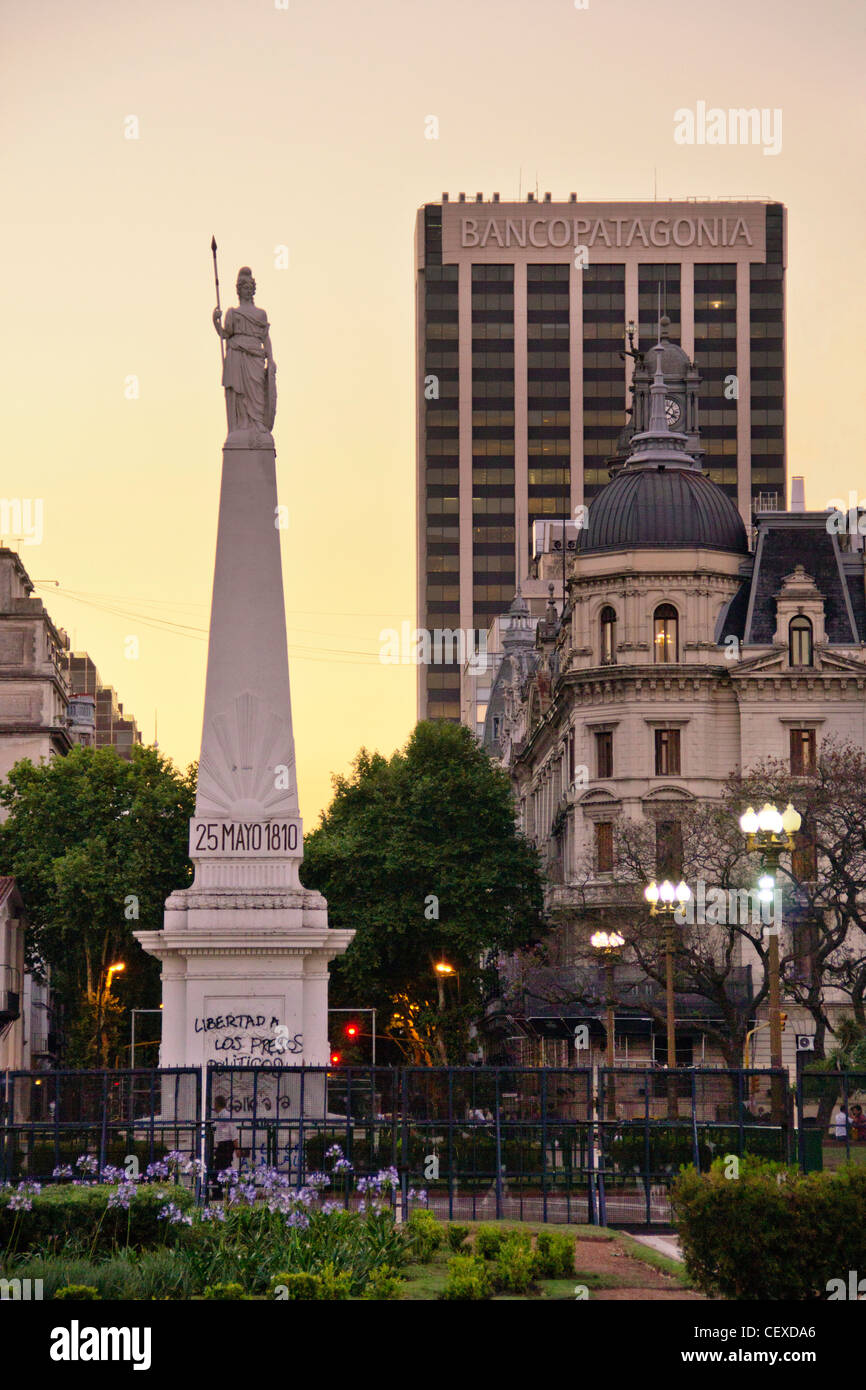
[222, 306, 276, 430]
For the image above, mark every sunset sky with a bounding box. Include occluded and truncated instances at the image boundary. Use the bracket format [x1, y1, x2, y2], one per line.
[3, 0, 865, 825]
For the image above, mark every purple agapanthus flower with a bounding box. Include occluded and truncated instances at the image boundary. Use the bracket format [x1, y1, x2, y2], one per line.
[107, 1181, 137, 1211]
[158, 1201, 192, 1226]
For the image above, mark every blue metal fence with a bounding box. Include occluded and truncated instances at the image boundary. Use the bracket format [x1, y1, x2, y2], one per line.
[4, 1063, 859, 1225]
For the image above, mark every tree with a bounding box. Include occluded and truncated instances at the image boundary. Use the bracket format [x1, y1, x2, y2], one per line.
[0, 745, 196, 1065]
[300, 721, 548, 1063]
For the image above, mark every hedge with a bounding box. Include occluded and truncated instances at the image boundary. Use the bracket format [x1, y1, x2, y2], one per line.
[0, 1183, 196, 1255]
[671, 1156, 866, 1299]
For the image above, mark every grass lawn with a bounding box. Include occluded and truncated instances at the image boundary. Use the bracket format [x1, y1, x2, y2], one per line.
[395, 1220, 700, 1301]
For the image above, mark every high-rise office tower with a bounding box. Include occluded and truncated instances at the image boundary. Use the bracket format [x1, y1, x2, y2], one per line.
[415, 196, 786, 721]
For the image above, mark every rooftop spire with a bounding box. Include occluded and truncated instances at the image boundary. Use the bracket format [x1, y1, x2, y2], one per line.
[623, 341, 698, 472]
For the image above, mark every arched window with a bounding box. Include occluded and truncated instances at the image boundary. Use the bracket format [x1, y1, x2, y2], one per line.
[653, 604, 678, 664]
[789, 616, 813, 667]
[600, 606, 617, 664]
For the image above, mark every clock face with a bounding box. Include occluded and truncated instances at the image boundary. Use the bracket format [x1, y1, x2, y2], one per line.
[664, 397, 682, 426]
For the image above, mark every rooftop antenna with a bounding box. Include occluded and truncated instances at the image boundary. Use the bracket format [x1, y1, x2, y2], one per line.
[153, 709, 159, 750]
[657, 284, 662, 341]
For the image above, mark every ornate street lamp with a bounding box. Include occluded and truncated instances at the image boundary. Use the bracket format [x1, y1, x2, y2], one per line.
[591, 931, 625, 1120]
[737, 801, 801, 1121]
[644, 881, 692, 1119]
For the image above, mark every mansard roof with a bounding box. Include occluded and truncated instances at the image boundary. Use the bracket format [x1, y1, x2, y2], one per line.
[718, 515, 866, 646]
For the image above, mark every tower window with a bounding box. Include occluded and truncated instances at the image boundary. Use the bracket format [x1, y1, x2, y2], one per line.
[790, 728, 816, 775]
[595, 730, 613, 779]
[653, 604, 679, 664]
[655, 728, 681, 776]
[595, 821, 614, 873]
[600, 606, 617, 664]
[789, 616, 813, 667]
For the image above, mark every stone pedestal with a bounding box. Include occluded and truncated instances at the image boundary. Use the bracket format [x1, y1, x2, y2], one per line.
[135, 426, 353, 1075]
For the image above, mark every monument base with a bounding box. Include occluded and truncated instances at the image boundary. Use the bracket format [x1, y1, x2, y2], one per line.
[134, 884, 353, 1071]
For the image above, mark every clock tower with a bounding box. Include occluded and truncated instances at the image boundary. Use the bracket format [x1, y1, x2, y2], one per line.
[609, 315, 703, 472]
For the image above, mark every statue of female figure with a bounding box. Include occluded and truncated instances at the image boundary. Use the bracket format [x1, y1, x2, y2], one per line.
[212, 267, 276, 433]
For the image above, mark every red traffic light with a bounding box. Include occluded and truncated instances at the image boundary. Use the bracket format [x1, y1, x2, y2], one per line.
[330, 1051, 341, 1065]
[345, 1022, 359, 1038]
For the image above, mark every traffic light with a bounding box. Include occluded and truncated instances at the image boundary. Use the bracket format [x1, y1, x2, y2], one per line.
[779, 1012, 788, 1033]
[344, 1022, 359, 1039]
[330, 1050, 342, 1065]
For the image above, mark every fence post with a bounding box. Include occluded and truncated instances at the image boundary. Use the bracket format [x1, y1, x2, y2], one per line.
[447, 1067, 454, 1222]
[98, 1071, 109, 1175]
[690, 1072, 699, 1171]
[541, 1069, 548, 1225]
[297, 1068, 306, 1191]
[494, 1070, 503, 1220]
[644, 1071, 651, 1226]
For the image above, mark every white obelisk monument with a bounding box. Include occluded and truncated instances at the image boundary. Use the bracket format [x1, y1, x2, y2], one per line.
[136, 261, 352, 1070]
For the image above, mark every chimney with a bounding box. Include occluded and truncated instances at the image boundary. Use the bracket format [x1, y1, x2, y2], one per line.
[791, 477, 805, 512]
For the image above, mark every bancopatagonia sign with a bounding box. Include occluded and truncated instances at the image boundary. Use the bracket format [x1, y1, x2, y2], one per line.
[459, 214, 754, 250]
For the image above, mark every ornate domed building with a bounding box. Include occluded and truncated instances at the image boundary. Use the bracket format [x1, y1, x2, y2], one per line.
[482, 333, 866, 1070]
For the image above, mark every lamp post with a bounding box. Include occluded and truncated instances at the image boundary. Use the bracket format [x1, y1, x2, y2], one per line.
[738, 801, 801, 1124]
[644, 880, 692, 1119]
[95, 962, 125, 1068]
[591, 931, 624, 1120]
[434, 959, 460, 1008]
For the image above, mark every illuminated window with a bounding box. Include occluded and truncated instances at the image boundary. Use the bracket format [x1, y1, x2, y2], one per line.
[653, 604, 679, 664]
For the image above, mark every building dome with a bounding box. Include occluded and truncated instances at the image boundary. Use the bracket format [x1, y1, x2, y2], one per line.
[578, 464, 748, 554]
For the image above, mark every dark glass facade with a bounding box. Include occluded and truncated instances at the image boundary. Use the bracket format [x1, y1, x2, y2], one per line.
[527, 263, 571, 534]
[581, 264, 626, 495]
[749, 204, 785, 509]
[693, 262, 738, 499]
[472, 264, 515, 624]
[421, 203, 460, 719]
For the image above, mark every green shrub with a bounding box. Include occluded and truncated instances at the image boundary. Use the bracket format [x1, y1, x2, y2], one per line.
[441, 1254, 493, 1301]
[360, 1266, 402, 1300]
[316, 1262, 353, 1300]
[55, 1285, 101, 1300]
[406, 1208, 443, 1263]
[474, 1223, 506, 1259]
[270, 1271, 322, 1300]
[0, 1183, 195, 1256]
[447, 1223, 470, 1253]
[534, 1229, 575, 1279]
[672, 1156, 866, 1300]
[3, 1249, 193, 1301]
[202, 1282, 247, 1300]
[493, 1231, 536, 1293]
